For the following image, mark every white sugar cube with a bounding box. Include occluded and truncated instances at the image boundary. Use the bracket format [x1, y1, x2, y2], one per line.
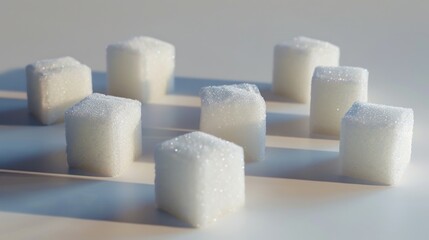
[26, 56, 92, 125]
[310, 66, 368, 137]
[340, 102, 414, 185]
[107, 36, 175, 103]
[65, 93, 142, 177]
[272, 36, 340, 103]
[199, 83, 266, 162]
[155, 131, 245, 227]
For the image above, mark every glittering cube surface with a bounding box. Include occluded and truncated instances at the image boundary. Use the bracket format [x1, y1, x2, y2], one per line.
[155, 131, 245, 227]
[65, 93, 142, 177]
[107, 36, 175, 103]
[199, 83, 266, 162]
[340, 102, 414, 185]
[272, 36, 340, 103]
[310, 66, 368, 137]
[26, 57, 92, 124]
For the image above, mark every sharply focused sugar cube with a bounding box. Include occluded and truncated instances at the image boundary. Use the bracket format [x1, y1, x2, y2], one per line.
[155, 131, 245, 227]
[26, 56, 92, 124]
[199, 83, 266, 162]
[340, 102, 414, 185]
[65, 93, 142, 177]
[272, 36, 340, 103]
[107, 36, 175, 103]
[310, 66, 368, 137]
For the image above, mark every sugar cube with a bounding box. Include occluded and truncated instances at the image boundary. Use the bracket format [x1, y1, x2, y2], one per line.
[340, 102, 414, 185]
[310, 66, 368, 137]
[107, 36, 175, 103]
[199, 83, 266, 162]
[26, 56, 92, 125]
[65, 93, 142, 177]
[272, 36, 340, 103]
[155, 131, 245, 227]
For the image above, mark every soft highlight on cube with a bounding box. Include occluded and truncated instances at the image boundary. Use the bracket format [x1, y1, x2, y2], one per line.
[199, 83, 266, 162]
[339, 102, 414, 185]
[155, 131, 245, 227]
[26, 56, 92, 125]
[65, 93, 142, 177]
[272, 36, 340, 103]
[310, 66, 368, 137]
[107, 36, 175, 103]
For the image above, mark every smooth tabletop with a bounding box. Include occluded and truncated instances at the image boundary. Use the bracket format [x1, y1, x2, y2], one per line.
[0, 1, 428, 239]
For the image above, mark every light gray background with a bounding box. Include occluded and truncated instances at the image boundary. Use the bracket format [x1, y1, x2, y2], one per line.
[0, 1, 428, 239]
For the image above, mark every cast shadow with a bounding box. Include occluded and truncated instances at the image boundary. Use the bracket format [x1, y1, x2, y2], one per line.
[92, 71, 107, 93]
[0, 98, 42, 126]
[0, 126, 68, 174]
[266, 112, 339, 140]
[0, 172, 189, 227]
[246, 147, 340, 182]
[246, 147, 381, 185]
[0, 68, 26, 91]
[174, 76, 296, 103]
[141, 104, 200, 131]
[266, 112, 310, 138]
[0, 150, 68, 174]
[141, 128, 191, 162]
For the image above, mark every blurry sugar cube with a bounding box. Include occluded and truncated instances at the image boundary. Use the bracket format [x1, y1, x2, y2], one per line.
[107, 36, 175, 103]
[155, 131, 245, 227]
[199, 83, 266, 162]
[310, 66, 368, 137]
[340, 102, 414, 185]
[26, 56, 92, 125]
[272, 36, 340, 103]
[65, 93, 142, 177]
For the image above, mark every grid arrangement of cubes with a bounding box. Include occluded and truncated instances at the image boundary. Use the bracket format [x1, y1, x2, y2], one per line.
[65, 93, 142, 177]
[155, 131, 245, 227]
[199, 83, 266, 162]
[339, 102, 414, 185]
[310, 66, 368, 137]
[107, 36, 175, 103]
[272, 36, 340, 103]
[26, 56, 92, 125]
[15, 34, 418, 230]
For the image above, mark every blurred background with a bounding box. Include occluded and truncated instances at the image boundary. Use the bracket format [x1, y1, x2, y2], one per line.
[1, 0, 427, 139]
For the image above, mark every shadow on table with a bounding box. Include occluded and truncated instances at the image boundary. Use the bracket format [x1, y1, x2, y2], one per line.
[141, 128, 191, 161]
[246, 147, 382, 185]
[92, 71, 107, 94]
[0, 126, 68, 174]
[0, 99, 42, 126]
[174, 76, 296, 102]
[0, 68, 26, 91]
[0, 150, 68, 174]
[0, 171, 189, 227]
[266, 113, 309, 138]
[93, 73, 291, 102]
[142, 104, 200, 131]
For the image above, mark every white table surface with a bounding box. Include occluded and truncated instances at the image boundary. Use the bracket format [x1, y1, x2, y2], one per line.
[0, 1, 428, 239]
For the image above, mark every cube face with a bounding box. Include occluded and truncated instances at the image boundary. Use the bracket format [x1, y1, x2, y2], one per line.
[26, 57, 93, 125]
[272, 36, 340, 103]
[107, 36, 175, 103]
[339, 102, 414, 185]
[310, 66, 368, 136]
[65, 93, 142, 177]
[155, 131, 245, 227]
[199, 84, 266, 162]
